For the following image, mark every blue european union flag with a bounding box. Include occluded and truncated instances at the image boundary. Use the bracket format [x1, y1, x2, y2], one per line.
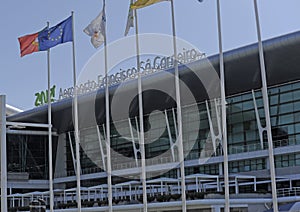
[39, 16, 73, 51]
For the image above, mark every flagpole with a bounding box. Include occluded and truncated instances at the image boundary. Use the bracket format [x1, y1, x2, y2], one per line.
[71, 11, 82, 212]
[215, 1, 230, 211]
[102, 1, 113, 211]
[253, 1, 278, 211]
[133, 6, 148, 211]
[46, 21, 54, 212]
[170, 1, 186, 211]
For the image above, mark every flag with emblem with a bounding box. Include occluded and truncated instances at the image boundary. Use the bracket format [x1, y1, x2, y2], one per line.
[124, 0, 134, 36]
[83, 3, 106, 48]
[18, 28, 47, 57]
[130, 0, 168, 9]
[38, 16, 73, 51]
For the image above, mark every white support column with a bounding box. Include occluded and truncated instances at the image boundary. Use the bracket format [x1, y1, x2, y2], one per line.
[217, 176, 220, 192]
[206, 100, 222, 154]
[46, 23, 54, 210]
[216, 1, 229, 211]
[252, 90, 265, 149]
[214, 205, 222, 212]
[235, 177, 239, 194]
[253, 1, 278, 211]
[134, 117, 140, 144]
[164, 110, 176, 162]
[0, 95, 7, 212]
[172, 108, 178, 136]
[71, 11, 81, 211]
[68, 132, 77, 174]
[133, 7, 148, 211]
[96, 126, 107, 170]
[128, 118, 140, 167]
[170, 1, 187, 210]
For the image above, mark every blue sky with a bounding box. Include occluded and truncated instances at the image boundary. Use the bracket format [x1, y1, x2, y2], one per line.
[1, 0, 300, 110]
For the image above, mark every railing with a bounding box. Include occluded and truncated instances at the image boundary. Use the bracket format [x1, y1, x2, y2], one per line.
[55, 137, 300, 178]
[277, 187, 300, 197]
[229, 137, 300, 155]
[228, 143, 262, 155]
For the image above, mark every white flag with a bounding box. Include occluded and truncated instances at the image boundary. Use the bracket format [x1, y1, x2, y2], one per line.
[124, 0, 134, 36]
[84, 6, 106, 48]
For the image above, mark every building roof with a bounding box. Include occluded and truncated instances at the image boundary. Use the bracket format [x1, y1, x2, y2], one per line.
[8, 30, 300, 133]
[6, 104, 23, 116]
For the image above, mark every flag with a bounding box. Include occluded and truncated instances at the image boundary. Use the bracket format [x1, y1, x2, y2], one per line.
[124, 0, 134, 36]
[130, 0, 168, 9]
[18, 32, 40, 57]
[84, 5, 106, 48]
[18, 28, 47, 57]
[38, 16, 73, 51]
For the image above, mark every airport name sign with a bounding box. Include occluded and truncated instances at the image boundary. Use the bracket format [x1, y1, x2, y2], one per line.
[34, 49, 205, 106]
[58, 49, 205, 100]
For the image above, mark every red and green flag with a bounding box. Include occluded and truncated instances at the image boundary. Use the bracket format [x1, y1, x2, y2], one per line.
[18, 16, 73, 57]
[18, 31, 42, 57]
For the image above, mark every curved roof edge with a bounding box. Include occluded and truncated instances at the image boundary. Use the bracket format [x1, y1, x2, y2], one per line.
[8, 30, 300, 130]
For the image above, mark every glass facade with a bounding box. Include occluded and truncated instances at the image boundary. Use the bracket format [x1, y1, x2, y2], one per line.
[59, 81, 300, 178]
[7, 77, 300, 211]
[7, 134, 58, 180]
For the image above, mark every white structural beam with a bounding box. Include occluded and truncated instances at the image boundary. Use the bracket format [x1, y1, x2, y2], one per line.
[253, 1, 278, 211]
[0, 95, 7, 212]
[6, 122, 51, 128]
[170, 1, 187, 211]
[216, 1, 230, 211]
[6, 129, 57, 136]
[252, 90, 265, 149]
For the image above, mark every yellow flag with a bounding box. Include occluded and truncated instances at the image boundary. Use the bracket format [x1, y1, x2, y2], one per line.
[130, 0, 167, 9]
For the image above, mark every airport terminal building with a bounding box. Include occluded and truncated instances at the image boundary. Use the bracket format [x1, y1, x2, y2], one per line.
[3, 30, 300, 211]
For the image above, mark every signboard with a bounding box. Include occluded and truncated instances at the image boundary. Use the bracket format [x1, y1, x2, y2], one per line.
[34, 49, 205, 106]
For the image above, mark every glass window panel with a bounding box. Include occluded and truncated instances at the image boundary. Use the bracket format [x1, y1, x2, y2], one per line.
[257, 162, 263, 170]
[242, 100, 253, 111]
[232, 133, 244, 143]
[282, 160, 289, 167]
[293, 82, 300, 89]
[258, 108, 265, 119]
[231, 95, 242, 103]
[254, 91, 262, 98]
[294, 101, 300, 111]
[230, 103, 243, 113]
[295, 124, 300, 133]
[232, 123, 244, 133]
[243, 111, 255, 122]
[270, 95, 279, 106]
[271, 117, 278, 127]
[245, 131, 258, 141]
[293, 90, 300, 101]
[287, 125, 294, 135]
[275, 161, 281, 168]
[270, 106, 278, 116]
[280, 103, 293, 114]
[280, 92, 293, 103]
[279, 114, 294, 125]
[269, 87, 279, 94]
[280, 84, 292, 92]
[296, 159, 300, 166]
[242, 93, 252, 101]
[230, 113, 243, 124]
[294, 112, 300, 123]
[256, 98, 264, 108]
